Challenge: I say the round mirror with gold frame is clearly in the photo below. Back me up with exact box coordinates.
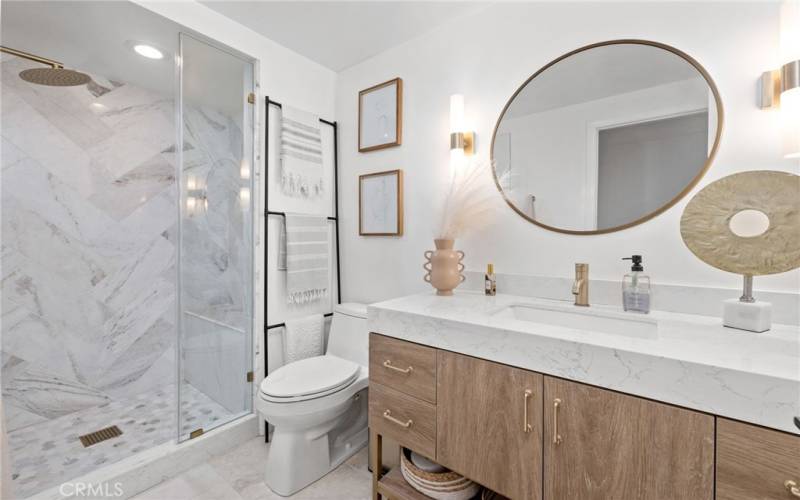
[491,39,724,235]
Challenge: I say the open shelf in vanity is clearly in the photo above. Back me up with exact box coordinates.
[375,468,430,500]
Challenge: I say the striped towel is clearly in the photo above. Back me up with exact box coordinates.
[280,105,324,198]
[282,214,329,305]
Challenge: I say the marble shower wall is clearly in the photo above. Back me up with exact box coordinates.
[1,53,252,435]
[0,55,179,433]
[180,104,250,331]
[180,102,252,413]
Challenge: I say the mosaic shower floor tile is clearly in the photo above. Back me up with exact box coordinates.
[8,382,237,499]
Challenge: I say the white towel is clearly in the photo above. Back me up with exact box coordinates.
[283,214,329,304]
[277,217,287,271]
[281,105,324,198]
[283,314,324,364]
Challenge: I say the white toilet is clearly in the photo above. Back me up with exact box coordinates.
[257,303,369,496]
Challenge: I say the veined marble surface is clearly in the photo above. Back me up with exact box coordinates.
[462,271,800,325]
[1,54,251,435]
[368,291,800,435]
[1,56,178,431]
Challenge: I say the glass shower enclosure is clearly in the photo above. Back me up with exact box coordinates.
[177,33,256,441]
[0,3,256,497]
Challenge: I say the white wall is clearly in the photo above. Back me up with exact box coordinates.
[134,1,337,381]
[336,2,800,304]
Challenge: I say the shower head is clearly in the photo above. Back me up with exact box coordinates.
[1,45,90,87]
[18,67,90,86]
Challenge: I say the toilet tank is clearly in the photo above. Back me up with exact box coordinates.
[326,303,368,367]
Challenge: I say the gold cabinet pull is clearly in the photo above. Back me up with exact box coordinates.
[553,398,563,445]
[523,390,533,433]
[383,359,413,374]
[786,480,800,497]
[383,410,413,428]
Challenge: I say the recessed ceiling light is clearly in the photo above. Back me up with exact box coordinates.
[133,44,163,60]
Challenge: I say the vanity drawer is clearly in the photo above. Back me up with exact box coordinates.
[369,333,437,403]
[717,418,800,500]
[369,382,436,458]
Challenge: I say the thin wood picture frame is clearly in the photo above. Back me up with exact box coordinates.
[359,169,403,236]
[358,77,403,152]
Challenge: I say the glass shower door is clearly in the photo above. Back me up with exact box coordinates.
[177,33,255,440]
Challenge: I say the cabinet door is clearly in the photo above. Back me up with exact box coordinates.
[437,351,542,500]
[717,418,800,500]
[543,376,714,500]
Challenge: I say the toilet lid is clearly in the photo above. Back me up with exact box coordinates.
[260,355,360,400]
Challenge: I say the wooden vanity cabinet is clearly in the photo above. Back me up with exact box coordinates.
[716,418,800,500]
[543,376,715,500]
[370,334,799,500]
[436,351,543,500]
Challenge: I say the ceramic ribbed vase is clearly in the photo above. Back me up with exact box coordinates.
[424,239,465,296]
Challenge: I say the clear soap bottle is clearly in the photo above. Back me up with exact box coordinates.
[622,255,650,314]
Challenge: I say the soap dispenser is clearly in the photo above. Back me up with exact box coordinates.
[622,255,650,314]
[485,264,496,296]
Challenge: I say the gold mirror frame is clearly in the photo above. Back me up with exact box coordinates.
[490,39,725,235]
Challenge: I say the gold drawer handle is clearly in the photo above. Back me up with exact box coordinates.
[383,410,413,429]
[383,359,413,374]
[523,390,533,433]
[786,480,800,497]
[553,398,563,445]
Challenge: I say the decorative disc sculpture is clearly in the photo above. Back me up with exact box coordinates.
[680,170,800,332]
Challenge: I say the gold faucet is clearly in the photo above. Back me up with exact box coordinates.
[572,263,589,307]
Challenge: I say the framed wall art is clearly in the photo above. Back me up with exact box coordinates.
[358,77,402,152]
[359,169,403,236]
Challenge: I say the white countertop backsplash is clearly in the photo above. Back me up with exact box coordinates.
[462,271,800,326]
[368,291,800,435]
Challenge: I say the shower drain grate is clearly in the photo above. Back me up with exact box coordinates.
[78,425,123,447]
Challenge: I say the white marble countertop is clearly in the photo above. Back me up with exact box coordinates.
[368,291,800,435]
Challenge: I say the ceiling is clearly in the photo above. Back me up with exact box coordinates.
[1,1,254,117]
[1,1,180,96]
[200,1,489,71]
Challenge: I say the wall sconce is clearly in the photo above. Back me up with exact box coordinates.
[449,94,475,165]
[760,0,800,158]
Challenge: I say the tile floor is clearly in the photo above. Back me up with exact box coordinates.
[8,383,235,498]
[131,438,372,500]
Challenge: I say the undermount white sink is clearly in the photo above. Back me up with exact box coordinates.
[493,303,658,338]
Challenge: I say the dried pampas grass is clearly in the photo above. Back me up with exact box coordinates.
[436,159,505,240]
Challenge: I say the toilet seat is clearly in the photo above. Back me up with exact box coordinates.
[260,355,360,403]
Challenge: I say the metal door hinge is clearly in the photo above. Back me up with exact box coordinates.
[247,371,254,382]
[189,428,204,439]
[247,93,255,104]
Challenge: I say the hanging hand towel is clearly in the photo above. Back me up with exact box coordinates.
[281,105,324,198]
[277,217,287,271]
[284,213,329,304]
[283,314,324,364]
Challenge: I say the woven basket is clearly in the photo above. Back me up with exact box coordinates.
[400,449,480,500]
